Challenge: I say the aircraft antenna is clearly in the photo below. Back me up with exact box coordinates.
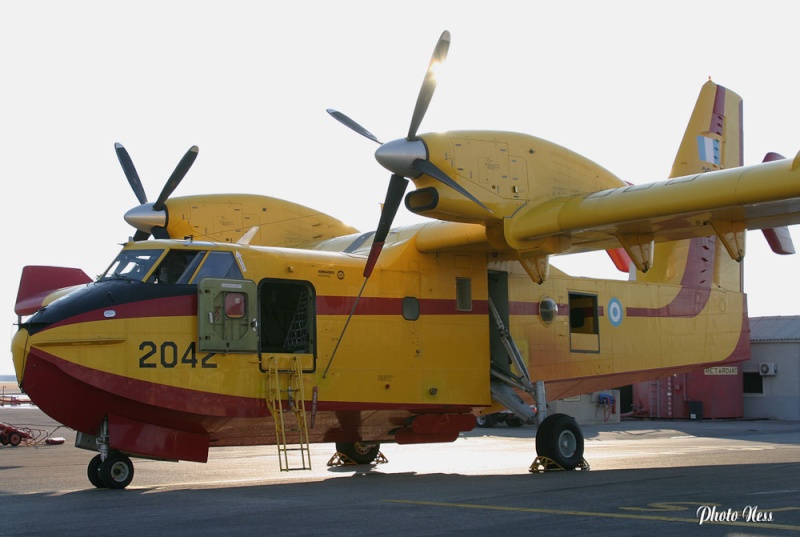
[322,277,369,379]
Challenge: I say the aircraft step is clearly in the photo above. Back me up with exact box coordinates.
[265,356,312,471]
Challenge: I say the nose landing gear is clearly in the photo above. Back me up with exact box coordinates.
[88,452,135,489]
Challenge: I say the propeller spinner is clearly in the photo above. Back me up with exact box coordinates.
[115,143,199,241]
[328,30,486,278]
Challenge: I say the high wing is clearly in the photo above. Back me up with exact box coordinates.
[395,81,800,281]
[501,81,800,272]
[503,153,800,269]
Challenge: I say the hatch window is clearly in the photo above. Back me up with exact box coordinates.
[569,293,598,334]
[568,292,600,353]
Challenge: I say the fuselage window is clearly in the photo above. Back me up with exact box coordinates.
[402,297,420,321]
[456,277,472,312]
[193,251,244,281]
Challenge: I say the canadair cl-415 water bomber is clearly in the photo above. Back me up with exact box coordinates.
[12,31,800,488]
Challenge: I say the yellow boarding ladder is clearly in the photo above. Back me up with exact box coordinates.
[265,356,311,471]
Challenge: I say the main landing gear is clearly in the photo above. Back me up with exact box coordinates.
[532,413,588,471]
[487,298,588,472]
[328,441,386,466]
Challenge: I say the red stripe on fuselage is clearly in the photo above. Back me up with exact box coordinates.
[626,237,716,318]
[316,296,488,315]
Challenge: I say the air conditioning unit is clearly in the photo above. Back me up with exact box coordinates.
[759,362,777,376]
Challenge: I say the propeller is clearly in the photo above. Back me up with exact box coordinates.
[327,30,487,278]
[115,143,199,241]
[323,31,461,379]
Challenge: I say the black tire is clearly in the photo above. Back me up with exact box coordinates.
[0,434,8,445]
[534,414,555,454]
[87,454,105,488]
[99,453,134,489]
[476,414,498,428]
[505,415,524,428]
[535,413,584,470]
[8,431,21,447]
[335,441,381,465]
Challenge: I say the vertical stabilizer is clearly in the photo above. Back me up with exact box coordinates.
[639,81,744,290]
[670,81,743,178]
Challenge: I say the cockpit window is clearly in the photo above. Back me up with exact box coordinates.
[193,251,244,281]
[100,249,163,281]
[149,250,206,284]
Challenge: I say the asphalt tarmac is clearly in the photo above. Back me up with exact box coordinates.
[1,405,799,536]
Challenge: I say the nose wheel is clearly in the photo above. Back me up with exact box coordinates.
[88,452,135,489]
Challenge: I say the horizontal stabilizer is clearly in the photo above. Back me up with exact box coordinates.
[759,153,796,255]
[15,266,92,316]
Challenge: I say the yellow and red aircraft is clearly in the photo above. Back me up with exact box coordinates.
[11,31,800,488]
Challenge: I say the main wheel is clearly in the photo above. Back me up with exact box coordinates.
[87,454,105,488]
[535,413,584,470]
[99,453,135,489]
[505,415,524,428]
[476,414,498,428]
[335,441,381,465]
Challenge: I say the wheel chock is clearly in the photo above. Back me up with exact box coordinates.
[326,451,389,467]
[529,456,590,473]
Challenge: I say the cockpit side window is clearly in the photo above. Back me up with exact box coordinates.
[192,251,244,282]
[149,250,206,284]
[100,249,163,281]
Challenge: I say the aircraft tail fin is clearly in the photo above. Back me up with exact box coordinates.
[15,266,92,316]
[669,80,743,178]
[639,81,744,289]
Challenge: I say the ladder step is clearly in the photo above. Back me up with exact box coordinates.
[265,355,312,471]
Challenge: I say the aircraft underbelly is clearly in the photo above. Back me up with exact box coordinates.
[20,345,475,461]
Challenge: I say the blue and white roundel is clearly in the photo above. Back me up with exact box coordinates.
[607,297,623,327]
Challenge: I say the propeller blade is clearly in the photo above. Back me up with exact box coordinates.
[407,30,450,141]
[133,230,151,242]
[151,226,170,240]
[115,143,148,204]
[153,145,199,211]
[364,174,409,278]
[327,109,382,144]
[411,158,490,212]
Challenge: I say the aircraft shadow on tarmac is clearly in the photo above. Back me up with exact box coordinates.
[3,463,799,536]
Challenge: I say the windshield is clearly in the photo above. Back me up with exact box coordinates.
[99,249,163,281]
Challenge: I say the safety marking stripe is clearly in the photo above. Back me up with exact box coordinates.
[384,500,800,532]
